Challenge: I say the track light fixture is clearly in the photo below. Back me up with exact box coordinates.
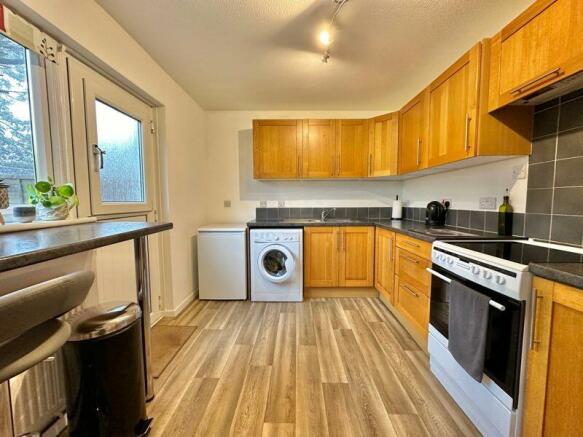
[319,0,349,63]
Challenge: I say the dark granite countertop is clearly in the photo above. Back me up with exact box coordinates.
[247,219,513,243]
[529,263,583,290]
[0,221,173,273]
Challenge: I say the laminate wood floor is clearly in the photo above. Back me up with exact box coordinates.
[150,298,479,436]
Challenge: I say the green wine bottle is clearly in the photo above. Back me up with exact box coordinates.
[498,189,514,236]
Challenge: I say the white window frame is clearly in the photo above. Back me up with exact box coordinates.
[0,36,53,217]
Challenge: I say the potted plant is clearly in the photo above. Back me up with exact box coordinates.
[26,177,79,221]
[0,179,9,225]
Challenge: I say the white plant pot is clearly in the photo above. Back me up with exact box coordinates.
[36,203,70,221]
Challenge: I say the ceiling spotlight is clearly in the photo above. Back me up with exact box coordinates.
[319,29,331,46]
[318,0,349,64]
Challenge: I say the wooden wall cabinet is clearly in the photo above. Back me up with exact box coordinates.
[304,226,374,288]
[253,119,302,179]
[302,119,336,179]
[489,0,583,110]
[335,119,369,178]
[523,277,583,436]
[369,112,399,177]
[374,228,396,303]
[398,90,428,174]
[427,44,480,167]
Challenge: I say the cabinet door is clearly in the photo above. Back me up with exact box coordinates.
[369,113,399,177]
[253,120,302,179]
[427,44,480,167]
[304,227,338,287]
[524,278,583,436]
[492,0,583,108]
[398,91,428,174]
[338,226,374,287]
[302,119,335,179]
[375,228,396,303]
[335,120,369,178]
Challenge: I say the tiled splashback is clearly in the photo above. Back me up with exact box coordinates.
[255,207,525,236]
[528,89,583,247]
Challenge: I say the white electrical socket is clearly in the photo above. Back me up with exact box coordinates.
[479,197,497,209]
[513,164,527,180]
[259,201,267,208]
[278,200,286,208]
[223,200,231,208]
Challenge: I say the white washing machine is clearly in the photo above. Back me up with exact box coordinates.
[250,228,303,302]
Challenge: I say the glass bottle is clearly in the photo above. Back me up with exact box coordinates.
[498,189,513,236]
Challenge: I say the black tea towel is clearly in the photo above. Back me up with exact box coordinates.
[447,280,490,382]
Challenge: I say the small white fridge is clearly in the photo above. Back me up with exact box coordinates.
[197,224,247,300]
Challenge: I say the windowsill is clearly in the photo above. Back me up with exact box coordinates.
[0,217,97,234]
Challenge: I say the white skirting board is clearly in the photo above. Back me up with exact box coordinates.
[161,291,196,318]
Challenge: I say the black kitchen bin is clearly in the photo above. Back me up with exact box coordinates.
[63,302,151,437]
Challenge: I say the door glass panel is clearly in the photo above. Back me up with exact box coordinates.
[95,100,144,202]
[263,250,288,277]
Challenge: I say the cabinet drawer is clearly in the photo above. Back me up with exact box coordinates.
[396,234,432,260]
[395,277,430,339]
[396,248,430,296]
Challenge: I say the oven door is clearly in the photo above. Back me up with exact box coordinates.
[428,264,525,407]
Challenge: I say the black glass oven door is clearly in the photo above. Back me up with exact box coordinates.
[429,264,525,407]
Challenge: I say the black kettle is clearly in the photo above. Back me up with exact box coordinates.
[425,201,448,226]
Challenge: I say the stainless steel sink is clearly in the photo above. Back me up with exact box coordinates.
[320,218,361,224]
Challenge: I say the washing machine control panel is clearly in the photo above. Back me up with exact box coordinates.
[251,229,302,243]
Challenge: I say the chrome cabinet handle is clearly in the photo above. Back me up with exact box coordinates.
[368,153,372,176]
[416,138,421,167]
[93,144,106,171]
[510,67,562,95]
[403,240,420,248]
[401,254,420,264]
[402,284,418,297]
[297,156,301,177]
[464,113,471,152]
[530,289,544,350]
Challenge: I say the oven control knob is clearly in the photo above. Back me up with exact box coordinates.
[471,265,481,275]
[495,275,506,285]
[482,270,493,280]
[274,236,280,241]
[446,256,455,265]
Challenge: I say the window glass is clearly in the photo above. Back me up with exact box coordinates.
[95,100,145,203]
[0,33,36,206]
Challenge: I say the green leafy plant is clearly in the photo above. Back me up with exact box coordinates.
[26,177,79,209]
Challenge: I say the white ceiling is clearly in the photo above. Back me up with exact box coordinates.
[96,0,534,111]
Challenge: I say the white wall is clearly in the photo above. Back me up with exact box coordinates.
[401,157,529,212]
[9,0,207,310]
[204,111,403,223]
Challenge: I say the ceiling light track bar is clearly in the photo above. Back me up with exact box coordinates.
[321,0,349,63]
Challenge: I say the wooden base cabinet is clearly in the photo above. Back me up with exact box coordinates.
[304,226,374,288]
[374,228,396,303]
[523,277,583,436]
[395,276,430,340]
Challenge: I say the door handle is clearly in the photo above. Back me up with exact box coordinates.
[426,268,451,283]
[510,67,563,95]
[93,144,106,171]
[464,113,472,152]
[416,138,421,167]
[530,289,544,350]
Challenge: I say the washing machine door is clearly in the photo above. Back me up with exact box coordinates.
[258,245,295,283]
